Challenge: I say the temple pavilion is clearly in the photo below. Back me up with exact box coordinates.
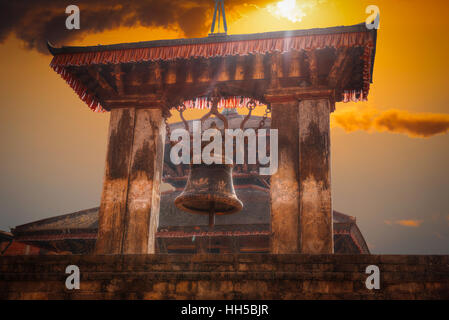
[2,22,376,256]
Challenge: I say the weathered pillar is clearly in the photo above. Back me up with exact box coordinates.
[269,100,301,253]
[123,108,166,254]
[267,92,334,254]
[95,107,166,254]
[95,108,135,254]
[298,98,333,254]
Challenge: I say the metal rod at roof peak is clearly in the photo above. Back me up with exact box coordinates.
[209,0,228,37]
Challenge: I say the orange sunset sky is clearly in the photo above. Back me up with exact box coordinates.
[0,0,448,253]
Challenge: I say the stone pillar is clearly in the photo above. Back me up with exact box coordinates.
[95,107,166,254]
[298,99,333,254]
[269,100,301,253]
[95,108,135,254]
[123,108,166,254]
[268,94,333,254]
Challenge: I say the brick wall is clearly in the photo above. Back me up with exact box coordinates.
[0,254,448,299]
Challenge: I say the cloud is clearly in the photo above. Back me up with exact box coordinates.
[0,0,273,54]
[331,107,449,138]
[397,220,423,227]
[384,219,423,227]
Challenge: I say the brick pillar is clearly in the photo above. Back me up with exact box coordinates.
[95,107,166,254]
[298,99,333,254]
[269,100,301,253]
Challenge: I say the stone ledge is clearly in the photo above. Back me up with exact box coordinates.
[0,254,448,300]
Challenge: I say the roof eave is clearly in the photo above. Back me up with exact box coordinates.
[47,23,370,56]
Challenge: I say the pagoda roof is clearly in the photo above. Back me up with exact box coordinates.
[47,23,377,112]
[48,23,374,55]
[48,22,375,79]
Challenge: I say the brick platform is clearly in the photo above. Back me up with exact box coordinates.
[0,254,448,299]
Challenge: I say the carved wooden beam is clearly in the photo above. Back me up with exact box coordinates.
[146,61,162,86]
[113,64,125,95]
[284,51,301,78]
[197,59,210,83]
[253,54,264,79]
[338,50,355,90]
[328,48,349,88]
[185,60,194,83]
[265,87,335,103]
[166,61,177,84]
[127,64,139,88]
[307,50,319,87]
[86,66,117,94]
[234,55,245,81]
[269,54,281,89]
[215,58,228,82]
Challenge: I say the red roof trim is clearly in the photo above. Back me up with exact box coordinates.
[51,32,372,67]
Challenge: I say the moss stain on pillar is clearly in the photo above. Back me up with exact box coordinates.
[299,99,333,254]
[270,101,300,254]
[123,108,166,254]
[96,108,136,254]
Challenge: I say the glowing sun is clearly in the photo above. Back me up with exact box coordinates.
[266,0,319,23]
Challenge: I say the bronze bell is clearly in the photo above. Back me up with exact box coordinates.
[175,163,243,218]
[174,98,243,227]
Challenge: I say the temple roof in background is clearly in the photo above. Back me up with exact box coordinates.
[11,203,358,235]
[10,200,369,255]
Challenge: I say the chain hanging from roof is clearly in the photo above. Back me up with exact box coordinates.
[209,0,228,36]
